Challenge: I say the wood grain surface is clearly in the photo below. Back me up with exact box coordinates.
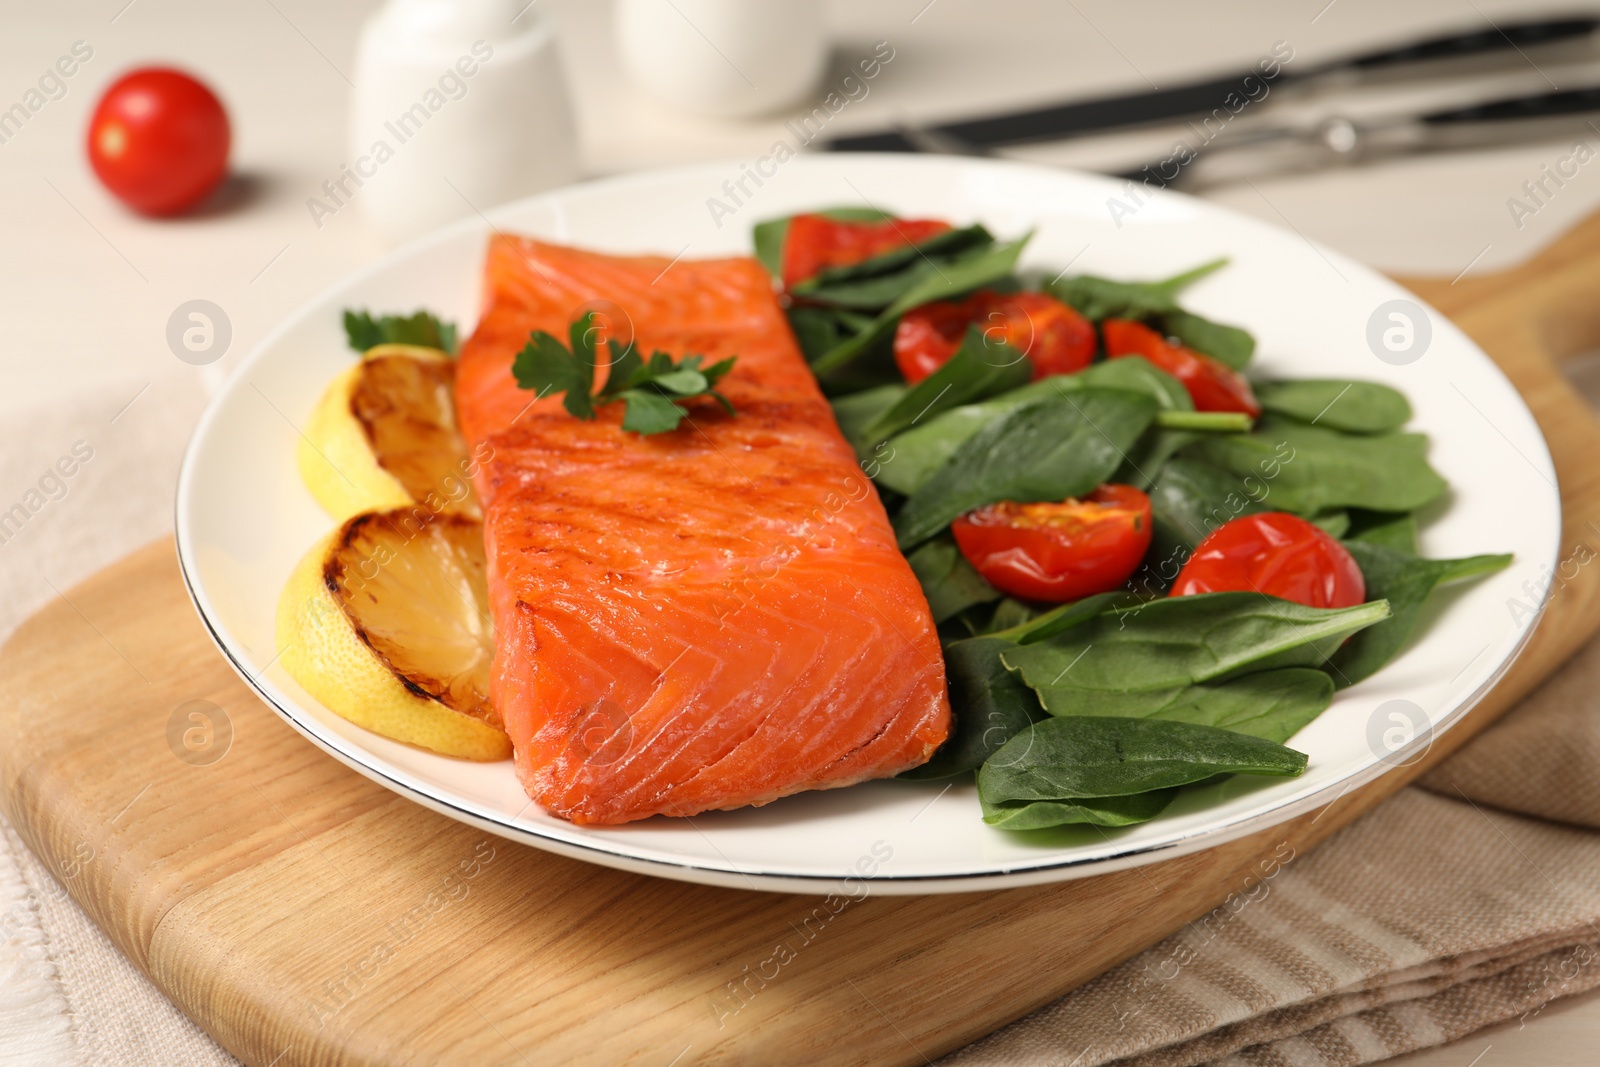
[8,216,1600,1066]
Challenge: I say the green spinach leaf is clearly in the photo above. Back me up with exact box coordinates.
[1042,257,1251,367]
[1118,428,1197,491]
[792,266,949,311]
[811,235,1032,384]
[786,305,875,363]
[985,598,1038,633]
[978,716,1307,804]
[1033,667,1334,744]
[982,790,1177,830]
[830,384,905,458]
[1255,380,1412,434]
[1048,258,1227,321]
[1331,542,1512,686]
[901,635,1045,780]
[1001,590,1133,645]
[894,387,1159,548]
[907,537,1002,623]
[1160,309,1255,370]
[1346,510,1419,554]
[1312,510,1350,538]
[1001,592,1390,693]
[1115,429,1198,492]
[1079,355,1194,411]
[1148,457,1271,550]
[791,225,994,307]
[1183,418,1447,515]
[875,357,1186,496]
[863,327,1031,443]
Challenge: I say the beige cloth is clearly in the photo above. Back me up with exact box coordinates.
[0,372,236,1066]
[1,375,1598,1067]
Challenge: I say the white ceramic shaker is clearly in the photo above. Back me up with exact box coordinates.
[349,0,580,244]
[615,0,827,118]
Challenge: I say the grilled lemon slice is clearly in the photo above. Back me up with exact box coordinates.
[276,508,509,760]
[298,345,480,522]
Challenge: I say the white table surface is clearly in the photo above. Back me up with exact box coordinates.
[3,0,1600,1062]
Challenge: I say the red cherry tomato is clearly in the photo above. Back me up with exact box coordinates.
[1170,512,1365,609]
[781,214,952,289]
[1101,318,1261,417]
[951,484,1152,603]
[893,290,1096,384]
[892,296,974,383]
[87,68,229,216]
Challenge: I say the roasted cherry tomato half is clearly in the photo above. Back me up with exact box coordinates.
[1170,512,1365,609]
[781,213,951,289]
[87,67,230,216]
[894,290,1096,384]
[1101,318,1261,417]
[951,484,1152,603]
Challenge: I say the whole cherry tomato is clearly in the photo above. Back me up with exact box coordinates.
[781,214,951,289]
[894,290,1096,384]
[951,484,1152,603]
[1101,318,1260,417]
[87,68,230,216]
[1170,512,1365,608]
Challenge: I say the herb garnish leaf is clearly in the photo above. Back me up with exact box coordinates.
[517,326,596,420]
[343,309,458,354]
[511,312,736,435]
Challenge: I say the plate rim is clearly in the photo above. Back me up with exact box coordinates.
[173,153,1562,895]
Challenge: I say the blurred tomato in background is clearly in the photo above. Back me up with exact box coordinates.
[87,67,229,216]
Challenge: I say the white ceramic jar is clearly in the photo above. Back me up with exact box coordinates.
[615,0,828,118]
[349,0,580,244]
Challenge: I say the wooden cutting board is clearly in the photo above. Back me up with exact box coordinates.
[8,215,1600,1067]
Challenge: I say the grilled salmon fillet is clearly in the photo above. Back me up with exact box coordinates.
[456,235,949,825]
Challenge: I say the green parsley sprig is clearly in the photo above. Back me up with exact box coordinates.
[511,312,737,435]
[343,309,459,354]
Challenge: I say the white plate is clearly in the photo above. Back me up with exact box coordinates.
[175,156,1560,895]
